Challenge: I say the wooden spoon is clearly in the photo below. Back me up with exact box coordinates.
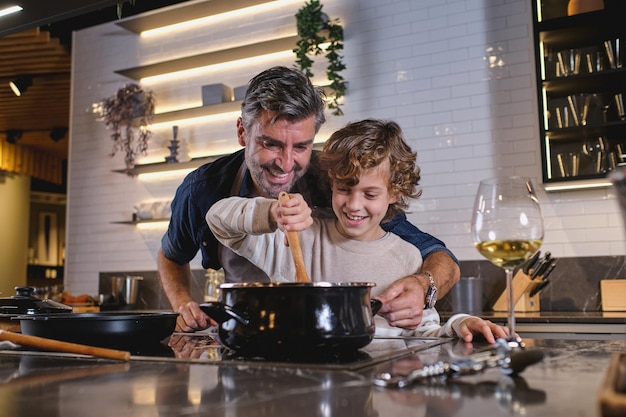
[0,329,131,361]
[278,192,312,283]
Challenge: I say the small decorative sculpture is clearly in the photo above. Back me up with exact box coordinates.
[165,126,179,163]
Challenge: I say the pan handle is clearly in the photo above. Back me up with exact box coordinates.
[199,302,250,326]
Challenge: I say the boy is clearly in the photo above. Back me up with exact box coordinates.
[207,119,507,343]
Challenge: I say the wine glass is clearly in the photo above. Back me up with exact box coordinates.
[471,177,544,344]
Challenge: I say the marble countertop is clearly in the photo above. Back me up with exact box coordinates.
[0,336,624,416]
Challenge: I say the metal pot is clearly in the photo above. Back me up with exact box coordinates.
[199,282,382,359]
[14,311,178,354]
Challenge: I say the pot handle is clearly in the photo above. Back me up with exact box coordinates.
[199,302,250,326]
[370,299,382,315]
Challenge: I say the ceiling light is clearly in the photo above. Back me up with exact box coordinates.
[50,127,68,142]
[6,129,23,144]
[0,6,23,18]
[9,75,33,96]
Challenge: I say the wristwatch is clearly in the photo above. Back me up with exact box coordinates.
[421,271,438,309]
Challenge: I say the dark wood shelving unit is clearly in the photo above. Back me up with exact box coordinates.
[532,0,626,188]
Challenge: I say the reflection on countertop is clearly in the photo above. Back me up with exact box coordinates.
[0,337,623,416]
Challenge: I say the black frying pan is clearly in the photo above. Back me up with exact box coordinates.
[14,311,178,353]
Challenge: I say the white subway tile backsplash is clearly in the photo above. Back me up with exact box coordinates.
[62,0,626,295]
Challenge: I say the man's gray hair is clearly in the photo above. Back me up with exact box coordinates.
[240,66,327,133]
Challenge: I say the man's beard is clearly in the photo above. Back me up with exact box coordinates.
[249,161,305,198]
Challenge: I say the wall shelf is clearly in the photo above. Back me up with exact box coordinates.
[115,36,298,80]
[112,154,225,176]
[112,219,170,225]
[116,0,276,34]
[153,100,241,124]
[150,85,334,125]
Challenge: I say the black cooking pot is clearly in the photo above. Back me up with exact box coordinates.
[0,286,72,315]
[199,282,382,359]
[15,311,178,353]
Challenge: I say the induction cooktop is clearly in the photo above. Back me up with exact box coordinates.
[131,332,452,371]
[0,332,451,371]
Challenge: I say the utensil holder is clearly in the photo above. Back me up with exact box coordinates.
[492,270,541,312]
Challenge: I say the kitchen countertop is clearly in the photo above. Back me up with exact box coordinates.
[0,336,624,416]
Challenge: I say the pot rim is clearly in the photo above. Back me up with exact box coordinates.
[220,281,376,289]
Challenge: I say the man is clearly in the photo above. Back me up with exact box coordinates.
[158,66,460,332]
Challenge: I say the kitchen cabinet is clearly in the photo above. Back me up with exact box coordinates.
[532,0,626,188]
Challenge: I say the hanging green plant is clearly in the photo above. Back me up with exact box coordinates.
[95,83,156,172]
[116,0,137,19]
[294,0,346,116]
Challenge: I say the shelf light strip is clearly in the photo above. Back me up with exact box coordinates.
[151,110,241,129]
[141,0,300,37]
[136,221,170,229]
[544,179,612,192]
[0,5,22,18]
[140,50,294,84]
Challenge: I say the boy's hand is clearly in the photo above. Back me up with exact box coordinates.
[271,193,313,233]
[457,317,510,344]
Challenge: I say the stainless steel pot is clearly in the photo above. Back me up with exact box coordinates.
[199,282,382,359]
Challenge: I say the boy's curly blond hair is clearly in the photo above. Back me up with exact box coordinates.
[319,119,421,223]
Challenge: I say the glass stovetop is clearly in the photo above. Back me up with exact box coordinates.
[0,332,451,371]
[131,332,451,371]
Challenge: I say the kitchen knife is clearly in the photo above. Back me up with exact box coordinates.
[540,260,558,280]
[529,279,550,297]
[531,252,552,279]
[523,250,541,275]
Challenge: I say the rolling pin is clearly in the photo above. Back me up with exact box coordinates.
[0,329,131,361]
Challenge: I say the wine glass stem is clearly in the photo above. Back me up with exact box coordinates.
[505,268,516,338]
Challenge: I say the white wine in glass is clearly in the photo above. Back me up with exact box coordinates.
[471,177,544,343]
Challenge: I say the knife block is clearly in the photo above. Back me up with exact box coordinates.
[492,270,541,312]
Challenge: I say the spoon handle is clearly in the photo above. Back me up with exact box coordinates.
[278,192,311,283]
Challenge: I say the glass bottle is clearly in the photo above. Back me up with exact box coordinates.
[204,268,224,302]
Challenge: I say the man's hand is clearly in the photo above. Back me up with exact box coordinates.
[375,276,427,330]
[375,250,460,330]
[174,300,216,332]
[158,248,216,332]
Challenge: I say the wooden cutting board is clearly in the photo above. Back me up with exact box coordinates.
[599,353,626,417]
